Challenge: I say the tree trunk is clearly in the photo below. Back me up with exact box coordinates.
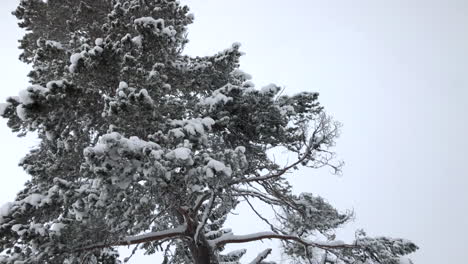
[188,236,218,264]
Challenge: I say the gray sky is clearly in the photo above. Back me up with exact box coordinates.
[1,0,468,263]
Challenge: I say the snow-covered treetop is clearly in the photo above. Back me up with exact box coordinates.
[0,0,417,263]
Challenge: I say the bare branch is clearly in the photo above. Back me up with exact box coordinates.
[229,153,307,185]
[123,243,140,263]
[192,192,211,214]
[233,187,282,205]
[229,114,340,186]
[243,196,281,233]
[194,191,215,243]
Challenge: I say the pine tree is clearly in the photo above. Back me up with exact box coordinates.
[0,1,417,263]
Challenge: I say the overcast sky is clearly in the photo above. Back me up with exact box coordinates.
[1,0,468,263]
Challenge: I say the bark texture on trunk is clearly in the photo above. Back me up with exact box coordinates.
[177,208,218,264]
[188,236,217,264]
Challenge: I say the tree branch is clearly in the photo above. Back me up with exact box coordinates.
[194,191,215,243]
[243,196,281,234]
[74,225,187,252]
[233,187,282,205]
[209,231,357,251]
[229,117,334,186]
[192,192,211,214]
[249,248,272,264]
[229,152,308,185]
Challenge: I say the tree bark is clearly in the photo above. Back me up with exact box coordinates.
[177,207,217,264]
[188,236,217,264]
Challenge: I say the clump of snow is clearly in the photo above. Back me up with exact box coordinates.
[134,17,165,31]
[132,36,143,47]
[45,40,63,49]
[16,105,27,121]
[201,117,215,129]
[22,193,46,207]
[170,118,215,137]
[161,26,177,37]
[235,146,246,153]
[148,70,158,79]
[121,33,132,43]
[50,222,66,234]
[214,42,245,63]
[170,128,185,138]
[68,45,105,70]
[88,46,103,56]
[232,42,242,49]
[95,38,104,46]
[69,51,86,73]
[243,80,255,88]
[95,133,158,153]
[206,159,232,177]
[134,17,177,38]
[11,224,24,235]
[46,80,65,90]
[125,136,159,152]
[29,223,46,236]
[205,168,215,178]
[201,86,234,108]
[181,120,203,135]
[202,93,231,107]
[279,105,295,116]
[85,133,160,163]
[118,90,126,98]
[119,81,129,89]
[149,149,165,160]
[18,85,48,105]
[242,86,256,94]
[137,89,154,104]
[166,147,191,161]
[0,102,10,116]
[260,84,281,95]
[231,69,252,80]
[28,85,48,93]
[0,202,13,224]
[18,90,33,104]
[70,52,83,65]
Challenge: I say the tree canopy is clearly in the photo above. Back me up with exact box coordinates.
[0,1,417,263]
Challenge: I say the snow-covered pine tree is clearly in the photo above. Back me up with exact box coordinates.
[0,0,418,263]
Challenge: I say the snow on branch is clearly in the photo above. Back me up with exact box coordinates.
[74,225,187,252]
[249,248,272,264]
[124,225,187,244]
[209,231,357,251]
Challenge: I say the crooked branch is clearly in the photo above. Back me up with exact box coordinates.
[74,225,187,252]
[209,231,358,251]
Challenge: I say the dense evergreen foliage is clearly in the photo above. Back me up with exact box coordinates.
[0,1,417,263]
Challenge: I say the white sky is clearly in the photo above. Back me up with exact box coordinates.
[1,0,468,263]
